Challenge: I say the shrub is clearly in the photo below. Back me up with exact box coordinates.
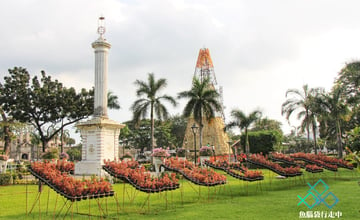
[176,148,186,157]
[199,146,213,156]
[240,130,282,155]
[42,147,59,159]
[0,173,11,185]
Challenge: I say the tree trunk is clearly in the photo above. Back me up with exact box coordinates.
[0,110,11,156]
[3,125,11,156]
[336,120,343,158]
[312,124,318,154]
[150,103,154,164]
[41,139,48,153]
[245,128,250,156]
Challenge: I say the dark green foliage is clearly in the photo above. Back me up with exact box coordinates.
[0,67,93,152]
[240,130,281,154]
[178,77,222,148]
[0,173,11,185]
[131,73,177,152]
[66,145,82,161]
[41,147,59,159]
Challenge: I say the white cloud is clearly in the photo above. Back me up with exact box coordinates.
[2,0,360,143]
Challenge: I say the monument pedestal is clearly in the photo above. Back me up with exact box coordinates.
[75,117,124,176]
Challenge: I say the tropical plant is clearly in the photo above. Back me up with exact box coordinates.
[178,77,222,150]
[225,109,261,156]
[316,86,350,158]
[281,84,324,154]
[107,91,121,110]
[131,73,177,156]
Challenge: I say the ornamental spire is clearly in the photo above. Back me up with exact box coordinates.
[97,16,106,39]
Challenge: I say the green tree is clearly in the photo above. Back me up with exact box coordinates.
[0,67,93,152]
[66,144,82,161]
[252,117,283,133]
[167,115,187,148]
[316,86,350,158]
[225,109,262,156]
[336,61,360,105]
[178,77,222,149]
[130,73,177,154]
[281,84,323,154]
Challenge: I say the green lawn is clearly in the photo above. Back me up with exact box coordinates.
[0,169,359,219]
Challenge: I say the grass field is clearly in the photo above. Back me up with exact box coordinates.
[0,169,359,219]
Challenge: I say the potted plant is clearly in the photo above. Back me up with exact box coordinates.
[151,148,170,174]
[176,148,186,160]
[199,146,212,166]
[121,152,133,162]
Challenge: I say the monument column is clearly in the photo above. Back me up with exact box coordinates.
[75,17,124,176]
[92,23,110,117]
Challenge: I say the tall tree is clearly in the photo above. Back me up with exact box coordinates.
[336,61,360,105]
[316,86,350,158]
[252,117,283,133]
[178,77,222,149]
[130,73,177,154]
[225,109,262,156]
[281,84,323,153]
[0,67,93,152]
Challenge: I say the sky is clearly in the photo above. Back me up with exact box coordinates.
[1,0,360,143]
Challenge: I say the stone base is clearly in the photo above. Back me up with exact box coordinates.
[75,161,103,176]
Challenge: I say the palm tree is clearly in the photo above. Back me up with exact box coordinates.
[178,77,222,149]
[131,73,177,154]
[225,109,262,156]
[107,91,121,110]
[281,84,322,153]
[316,86,350,158]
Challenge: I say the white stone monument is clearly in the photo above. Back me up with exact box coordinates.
[75,17,124,176]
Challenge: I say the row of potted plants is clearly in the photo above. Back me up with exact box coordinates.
[55,158,75,174]
[290,153,339,172]
[204,159,263,182]
[226,168,264,182]
[103,159,180,193]
[29,160,113,201]
[162,157,226,186]
[270,152,297,165]
[248,154,302,177]
[305,164,324,173]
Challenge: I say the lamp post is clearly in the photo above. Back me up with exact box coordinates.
[227,141,232,162]
[191,123,199,165]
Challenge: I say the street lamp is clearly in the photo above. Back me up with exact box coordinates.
[191,123,199,165]
[227,141,232,162]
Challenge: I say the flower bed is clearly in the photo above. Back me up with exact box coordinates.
[29,161,113,201]
[226,168,264,182]
[305,164,323,173]
[270,153,297,166]
[163,158,226,186]
[248,154,302,177]
[103,159,179,193]
[204,159,263,182]
[291,153,339,172]
[55,159,75,174]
